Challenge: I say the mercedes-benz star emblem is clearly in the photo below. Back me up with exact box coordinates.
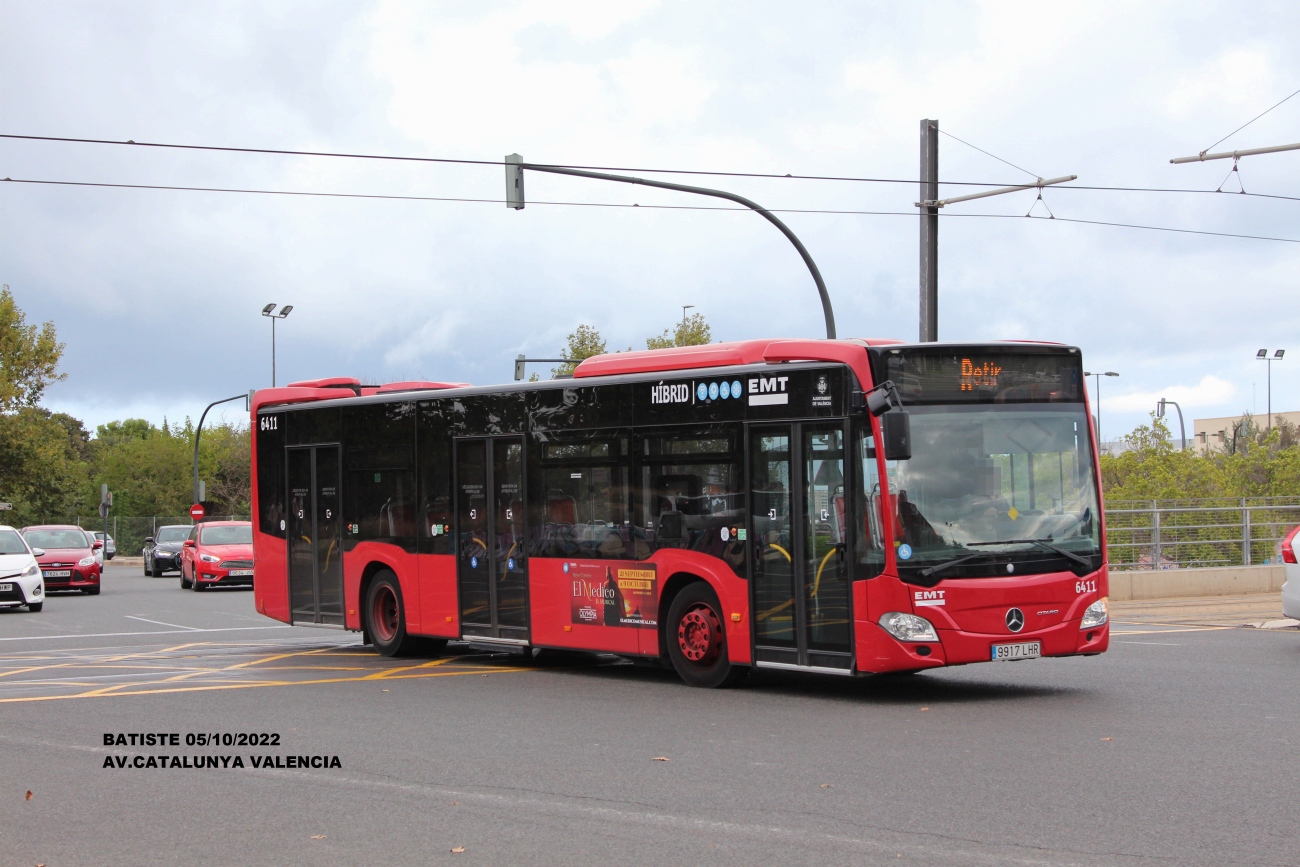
[1005,608,1025,633]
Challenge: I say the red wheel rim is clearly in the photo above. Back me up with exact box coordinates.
[677,602,723,666]
[371,585,399,643]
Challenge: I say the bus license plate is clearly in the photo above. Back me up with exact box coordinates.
[43,570,71,579]
[991,641,1041,661]
[228,569,254,577]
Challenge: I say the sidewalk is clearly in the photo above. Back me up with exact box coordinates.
[1111,593,1298,629]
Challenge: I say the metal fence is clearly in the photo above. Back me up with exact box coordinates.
[61,516,249,559]
[1104,498,1300,570]
[49,502,1300,571]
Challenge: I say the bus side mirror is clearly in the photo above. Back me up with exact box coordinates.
[881,412,911,461]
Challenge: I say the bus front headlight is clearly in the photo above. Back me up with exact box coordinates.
[879,612,938,642]
[1080,597,1108,629]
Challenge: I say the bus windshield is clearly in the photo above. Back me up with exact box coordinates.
[870,403,1101,582]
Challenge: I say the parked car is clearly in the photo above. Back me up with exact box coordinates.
[1281,525,1300,620]
[180,521,254,591]
[88,532,116,560]
[0,525,45,612]
[143,525,191,577]
[21,525,102,595]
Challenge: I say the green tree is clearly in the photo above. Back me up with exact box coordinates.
[646,312,711,349]
[552,324,607,377]
[0,284,64,411]
[0,287,86,523]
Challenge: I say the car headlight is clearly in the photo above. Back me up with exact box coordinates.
[200,553,220,563]
[879,612,939,642]
[1080,597,1109,629]
[22,562,39,578]
[78,556,97,567]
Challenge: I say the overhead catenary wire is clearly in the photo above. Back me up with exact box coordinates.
[8,131,1300,202]
[3,175,1295,243]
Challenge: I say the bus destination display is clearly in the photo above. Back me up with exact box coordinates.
[886,350,1082,403]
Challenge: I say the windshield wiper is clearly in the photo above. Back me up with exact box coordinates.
[918,551,999,579]
[969,538,1093,569]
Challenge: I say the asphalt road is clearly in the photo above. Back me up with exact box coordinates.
[1,565,1298,866]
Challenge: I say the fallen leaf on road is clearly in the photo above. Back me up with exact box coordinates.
[652,756,669,762]
[311,835,326,839]
[381,689,389,692]
[920,707,929,712]
[820,784,833,789]
[481,674,489,678]
[26,791,33,800]
[1100,737,1113,741]
[450,801,460,806]
[451,846,466,853]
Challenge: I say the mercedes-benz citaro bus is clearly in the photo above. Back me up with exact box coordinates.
[250,338,1108,687]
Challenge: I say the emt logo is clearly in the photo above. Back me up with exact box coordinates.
[913,589,946,607]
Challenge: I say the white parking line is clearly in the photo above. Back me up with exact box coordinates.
[0,625,294,642]
[124,615,201,631]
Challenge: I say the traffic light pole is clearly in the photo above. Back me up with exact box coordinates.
[193,394,249,505]
[508,157,836,340]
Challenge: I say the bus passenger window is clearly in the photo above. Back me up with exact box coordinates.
[529,435,630,560]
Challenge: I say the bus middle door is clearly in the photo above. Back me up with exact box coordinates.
[455,437,529,644]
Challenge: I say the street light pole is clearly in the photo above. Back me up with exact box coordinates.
[261,304,294,387]
[1084,371,1120,447]
[682,304,694,325]
[1256,349,1285,432]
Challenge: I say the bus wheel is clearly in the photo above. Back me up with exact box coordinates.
[665,583,748,689]
[364,571,428,657]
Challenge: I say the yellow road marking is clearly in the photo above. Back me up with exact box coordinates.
[0,665,534,704]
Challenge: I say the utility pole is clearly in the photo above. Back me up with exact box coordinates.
[919,119,939,343]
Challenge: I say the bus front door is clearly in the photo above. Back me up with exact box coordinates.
[286,445,344,626]
[749,423,853,673]
[455,437,529,644]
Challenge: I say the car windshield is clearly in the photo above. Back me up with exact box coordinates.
[156,527,191,543]
[0,530,29,555]
[861,404,1102,582]
[201,525,252,546]
[23,529,89,549]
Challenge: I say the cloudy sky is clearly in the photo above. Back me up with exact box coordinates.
[2,0,1298,442]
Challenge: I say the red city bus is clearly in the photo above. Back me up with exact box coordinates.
[250,338,1109,687]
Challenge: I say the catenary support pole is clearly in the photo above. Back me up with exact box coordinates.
[919,119,939,342]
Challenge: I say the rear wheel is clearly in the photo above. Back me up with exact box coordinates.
[364,571,442,658]
[665,582,748,688]
[180,568,192,589]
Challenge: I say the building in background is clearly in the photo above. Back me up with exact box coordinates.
[1192,411,1300,454]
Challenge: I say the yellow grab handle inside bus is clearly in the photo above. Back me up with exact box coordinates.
[810,547,838,599]
[766,543,792,562]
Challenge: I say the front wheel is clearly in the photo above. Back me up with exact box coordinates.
[665,582,748,688]
[85,585,100,596]
[364,571,441,658]
[27,602,42,612]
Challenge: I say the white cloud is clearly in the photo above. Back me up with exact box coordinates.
[1105,375,1238,412]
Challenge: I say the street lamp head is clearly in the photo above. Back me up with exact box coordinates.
[1257,348,1268,358]
[1275,349,1285,359]
[1104,371,1119,377]
[261,303,277,315]
[278,305,293,318]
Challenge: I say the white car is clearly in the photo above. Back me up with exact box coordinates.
[1282,525,1300,620]
[0,524,45,612]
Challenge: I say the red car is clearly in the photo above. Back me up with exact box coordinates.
[180,521,254,591]
[22,525,103,594]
